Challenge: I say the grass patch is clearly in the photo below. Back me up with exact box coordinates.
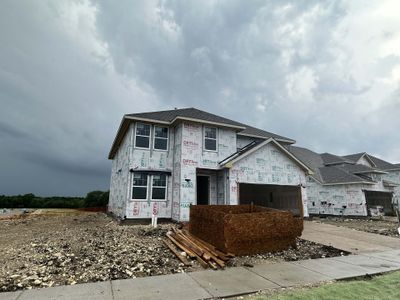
[253,271,400,300]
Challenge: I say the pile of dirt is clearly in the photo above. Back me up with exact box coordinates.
[314,216,400,237]
[0,212,347,292]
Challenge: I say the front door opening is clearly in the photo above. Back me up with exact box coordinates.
[197,176,210,205]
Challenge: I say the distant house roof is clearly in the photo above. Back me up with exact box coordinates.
[286,146,378,185]
[343,152,400,171]
[109,108,295,159]
[320,153,352,166]
[342,152,365,163]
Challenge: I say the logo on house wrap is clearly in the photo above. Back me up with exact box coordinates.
[202,159,216,167]
[183,123,200,133]
[152,203,158,215]
[183,140,199,150]
[181,181,194,188]
[182,159,198,166]
[133,202,140,215]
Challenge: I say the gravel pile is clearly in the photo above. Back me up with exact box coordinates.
[1,212,347,292]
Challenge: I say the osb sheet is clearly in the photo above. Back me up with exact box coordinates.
[189,205,303,255]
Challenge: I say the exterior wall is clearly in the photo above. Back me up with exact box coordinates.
[236,135,262,150]
[228,142,309,216]
[125,122,174,219]
[216,170,227,205]
[108,124,133,218]
[306,179,368,216]
[171,124,182,221]
[306,173,398,216]
[383,170,400,207]
[178,122,237,221]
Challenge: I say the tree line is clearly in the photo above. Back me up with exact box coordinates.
[0,191,109,208]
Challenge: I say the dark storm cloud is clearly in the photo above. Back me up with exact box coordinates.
[1,0,400,196]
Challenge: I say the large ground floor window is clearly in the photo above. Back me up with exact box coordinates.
[132,172,167,201]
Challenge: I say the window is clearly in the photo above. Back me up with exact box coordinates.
[151,174,167,200]
[132,173,148,199]
[135,123,150,148]
[204,127,217,151]
[154,126,168,150]
[132,173,168,201]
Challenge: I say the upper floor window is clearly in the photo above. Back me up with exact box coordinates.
[204,126,217,151]
[135,123,150,149]
[154,126,168,150]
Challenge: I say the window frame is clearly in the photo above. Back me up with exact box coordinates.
[134,122,151,149]
[153,125,169,151]
[132,172,149,200]
[150,173,167,201]
[203,126,218,152]
[131,173,168,202]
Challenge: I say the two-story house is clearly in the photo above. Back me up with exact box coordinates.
[108,108,313,221]
[287,147,400,216]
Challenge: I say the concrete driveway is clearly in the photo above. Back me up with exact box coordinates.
[302,220,400,254]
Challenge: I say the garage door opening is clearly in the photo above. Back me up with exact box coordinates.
[364,190,394,216]
[239,183,302,216]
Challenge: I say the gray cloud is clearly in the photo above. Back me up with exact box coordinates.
[1,0,400,196]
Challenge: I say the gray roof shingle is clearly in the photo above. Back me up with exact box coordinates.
[127,108,294,141]
[342,153,365,163]
[367,154,400,171]
[320,153,352,165]
[319,166,373,184]
[285,145,324,182]
[286,146,377,185]
[342,152,400,171]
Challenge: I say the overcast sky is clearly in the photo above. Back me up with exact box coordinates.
[1,0,400,196]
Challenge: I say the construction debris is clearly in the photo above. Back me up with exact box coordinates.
[1,211,348,292]
[0,213,201,292]
[165,227,233,269]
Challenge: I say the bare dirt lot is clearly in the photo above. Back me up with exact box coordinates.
[313,216,400,237]
[0,211,346,292]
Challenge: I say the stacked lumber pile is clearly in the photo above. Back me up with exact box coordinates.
[164,227,233,269]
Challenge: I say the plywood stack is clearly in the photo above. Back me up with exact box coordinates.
[164,227,234,269]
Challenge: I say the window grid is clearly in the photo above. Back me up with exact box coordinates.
[135,123,151,149]
[153,126,169,151]
[132,173,167,201]
[132,173,148,200]
[204,126,217,151]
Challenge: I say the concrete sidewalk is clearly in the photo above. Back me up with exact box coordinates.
[302,221,400,253]
[2,249,400,300]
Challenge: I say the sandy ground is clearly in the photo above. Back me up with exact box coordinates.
[313,216,400,237]
[0,210,346,292]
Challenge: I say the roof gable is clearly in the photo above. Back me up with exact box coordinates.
[220,138,313,174]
